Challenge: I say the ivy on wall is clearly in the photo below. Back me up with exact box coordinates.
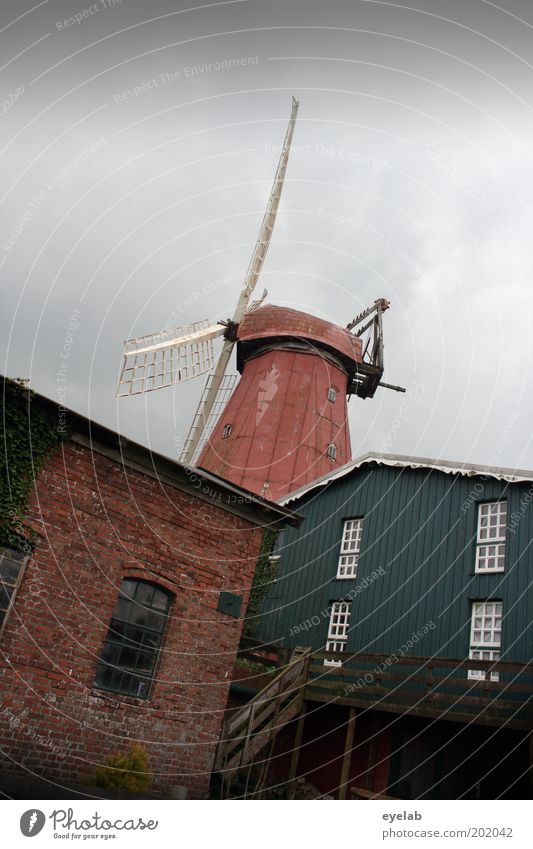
[243,528,279,636]
[0,377,67,552]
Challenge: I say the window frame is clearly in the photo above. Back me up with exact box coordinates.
[336,518,364,579]
[93,578,173,700]
[474,501,507,574]
[468,600,503,682]
[268,530,285,563]
[327,386,337,403]
[327,443,337,460]
[222,424,233,439]
[325,601,352,666]
[0,548,29,640]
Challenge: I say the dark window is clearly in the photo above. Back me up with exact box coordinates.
[222,424,233,438]
[94,579,172,699]
[0,548,28,637]
[327,443,337,460]
[328,386,337,402]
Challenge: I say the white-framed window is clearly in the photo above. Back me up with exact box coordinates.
[475,501,506,573]
[222,424,232,439]
[468,600,502,682]
[325,601,351,666]
[327,443,337,460]
[328,386,337,403]
[336,518,364,578]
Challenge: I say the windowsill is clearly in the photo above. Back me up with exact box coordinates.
[467,675,500,684]
[90,686,150,704]
[323,659,343,667]
[336,575,358,580]
[473,568,505,575]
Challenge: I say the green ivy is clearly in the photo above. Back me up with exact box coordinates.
[244,528,279,636]
[0,377,67,552]
[235,656,276,675]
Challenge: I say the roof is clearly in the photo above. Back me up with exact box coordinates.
[237,303,362,374]
[280,451,533,505]
[2,377,300,528]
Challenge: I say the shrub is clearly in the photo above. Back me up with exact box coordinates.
[91,744,153,793]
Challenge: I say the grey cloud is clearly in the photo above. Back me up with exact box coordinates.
[1,0,533,472]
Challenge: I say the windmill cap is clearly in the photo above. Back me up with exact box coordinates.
[236,303,362,375]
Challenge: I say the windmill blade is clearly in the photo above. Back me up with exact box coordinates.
[180,98,299,464]
[232,96,299,324]
[180,372,239,465]
[117,320,224,397]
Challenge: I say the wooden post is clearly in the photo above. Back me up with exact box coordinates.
[426,664,433,701]
[241,701,256,768]
[529,732,533,799]
[338,708,357,800]
[287,704,307,797]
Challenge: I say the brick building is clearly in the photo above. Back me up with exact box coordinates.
[0,382,297,798]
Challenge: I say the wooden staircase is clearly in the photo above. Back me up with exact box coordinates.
[214,646,311,781]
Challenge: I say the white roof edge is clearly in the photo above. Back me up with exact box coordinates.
[280,452,533,505]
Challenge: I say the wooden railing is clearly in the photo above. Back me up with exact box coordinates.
[305,651,533,730]
[213,647,532,793]
[215,647,311,777]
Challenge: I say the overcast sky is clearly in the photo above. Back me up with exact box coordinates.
[2,0,533,472]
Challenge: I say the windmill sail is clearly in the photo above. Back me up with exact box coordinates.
[116,98,300,467]
[117,320,224,396]
[180,98,300,464]
[180,372,239,465]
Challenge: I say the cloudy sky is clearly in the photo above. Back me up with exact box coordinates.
[2,0,533,472]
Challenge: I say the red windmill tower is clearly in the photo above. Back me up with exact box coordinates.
[194,300,391,500]
[117,99,401,500]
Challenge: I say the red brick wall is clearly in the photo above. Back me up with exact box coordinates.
[0,440,265,798]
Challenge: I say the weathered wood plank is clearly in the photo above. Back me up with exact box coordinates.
[215,648,311,775]
[287,706,307,796]
[304,688,533,730]
[338,708,357,800]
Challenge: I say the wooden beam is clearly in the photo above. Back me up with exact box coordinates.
[287,706,307,798]
[529,732,533,799]
[352,786,398,800]
[304,689,532,731]
[338,708,357,800]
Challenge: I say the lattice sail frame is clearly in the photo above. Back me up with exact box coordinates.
[180,372,239,465]
[117,320,219,397]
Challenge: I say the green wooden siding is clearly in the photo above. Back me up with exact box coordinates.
[253,464,533,663]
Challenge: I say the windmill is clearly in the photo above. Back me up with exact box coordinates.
[117,98,402,500]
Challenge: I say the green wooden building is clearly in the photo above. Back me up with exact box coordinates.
[245,453,533,799]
